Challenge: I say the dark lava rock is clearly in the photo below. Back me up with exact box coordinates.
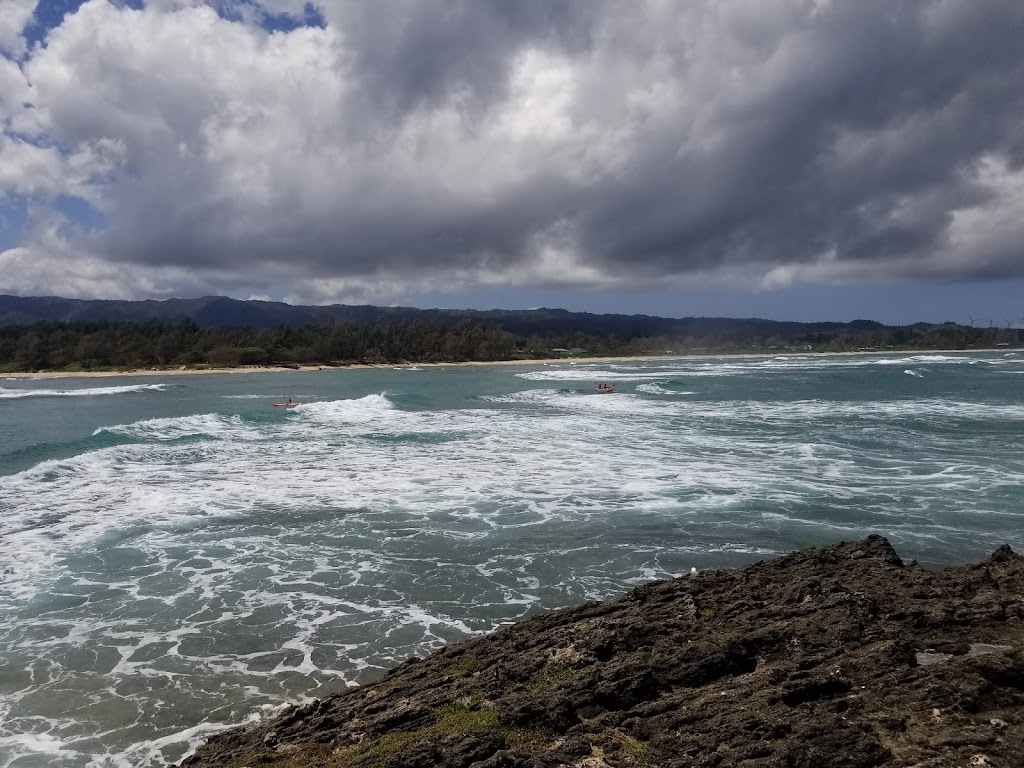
[179,536,1024,767]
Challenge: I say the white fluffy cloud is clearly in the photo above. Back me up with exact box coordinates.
[0,0,37,58]
[0,0,1023,302]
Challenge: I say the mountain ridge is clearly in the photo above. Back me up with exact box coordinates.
[0,293,892,339]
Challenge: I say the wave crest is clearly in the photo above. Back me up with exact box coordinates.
[0,383,166,399]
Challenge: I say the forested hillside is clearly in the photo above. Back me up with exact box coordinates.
[0,315,1019,373]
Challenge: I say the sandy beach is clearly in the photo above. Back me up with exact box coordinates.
[2,358,650,379]
[1,348,1015,380]
[1,359,603,379]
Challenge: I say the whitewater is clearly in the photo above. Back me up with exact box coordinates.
[1,352,1023,767]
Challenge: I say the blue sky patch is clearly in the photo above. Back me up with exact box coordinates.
[0,197,30,251]
[23,0,87,52]
[54,195,106,233]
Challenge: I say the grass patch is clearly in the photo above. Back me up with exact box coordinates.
[434,704,500,733]
[440,654,479,676]
[345,704,500,766]
[459,689,486,707]
[235,699,552,768]
[225,744,338,768]
[620,734,650,757]
[589,728,650,763]
[527,663,575,690]
[333,701,549,767]
[358,729,420,764]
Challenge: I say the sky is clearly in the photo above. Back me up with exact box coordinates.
[1,0,1023,325]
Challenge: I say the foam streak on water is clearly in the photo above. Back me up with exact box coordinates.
[1,353,1023,766]
[0,384,166,399]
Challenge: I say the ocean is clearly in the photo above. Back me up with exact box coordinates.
[1,352,1023,767]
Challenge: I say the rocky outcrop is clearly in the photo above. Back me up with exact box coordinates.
[180,536,1024,767]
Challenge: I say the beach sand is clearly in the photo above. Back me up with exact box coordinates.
[3,359,631,379]
[1,348,1015,379]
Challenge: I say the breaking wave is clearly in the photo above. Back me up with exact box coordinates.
[0,383,167,399]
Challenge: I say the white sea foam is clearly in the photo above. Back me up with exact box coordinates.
[118,715,264,768]
[295,392,395,424]
[0,730,82,765]
[635,383,693,395]
[96,412,258,441]
[5,388,1020,610]
[480,388,585,404]
[518,352,1024,383]
[2,357,1023,768]
[0,383,166,399]
[904,369,924,378]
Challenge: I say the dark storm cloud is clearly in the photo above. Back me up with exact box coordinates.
[572,0,1024,278]
[9,0,1024,300]
[330,0,602,120]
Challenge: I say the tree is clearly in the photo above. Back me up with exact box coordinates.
[15,333,48,370]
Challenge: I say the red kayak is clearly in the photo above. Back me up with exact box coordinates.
[273,402,301,407]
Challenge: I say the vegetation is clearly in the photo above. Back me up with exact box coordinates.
[527,662,576,690]
[0,316,1020,372]
[281,703,543,768]
[440,654,480,677]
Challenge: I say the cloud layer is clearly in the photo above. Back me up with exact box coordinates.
[1,0,1023,302]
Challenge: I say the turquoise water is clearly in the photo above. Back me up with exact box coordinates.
[1,352,1023,766]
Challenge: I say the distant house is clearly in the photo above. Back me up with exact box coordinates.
[550,348,572,356]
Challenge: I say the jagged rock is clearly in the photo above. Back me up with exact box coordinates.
[180,536,1024,768]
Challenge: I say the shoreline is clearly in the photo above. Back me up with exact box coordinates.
[1,347,1017,380]
[181,536,1024,768]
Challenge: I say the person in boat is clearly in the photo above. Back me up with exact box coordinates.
[286,398,292,404]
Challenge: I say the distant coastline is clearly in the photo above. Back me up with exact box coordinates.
[4,299,1019,378]
[2,347,1016,379]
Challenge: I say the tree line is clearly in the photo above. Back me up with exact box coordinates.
[0,318,1020,372]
